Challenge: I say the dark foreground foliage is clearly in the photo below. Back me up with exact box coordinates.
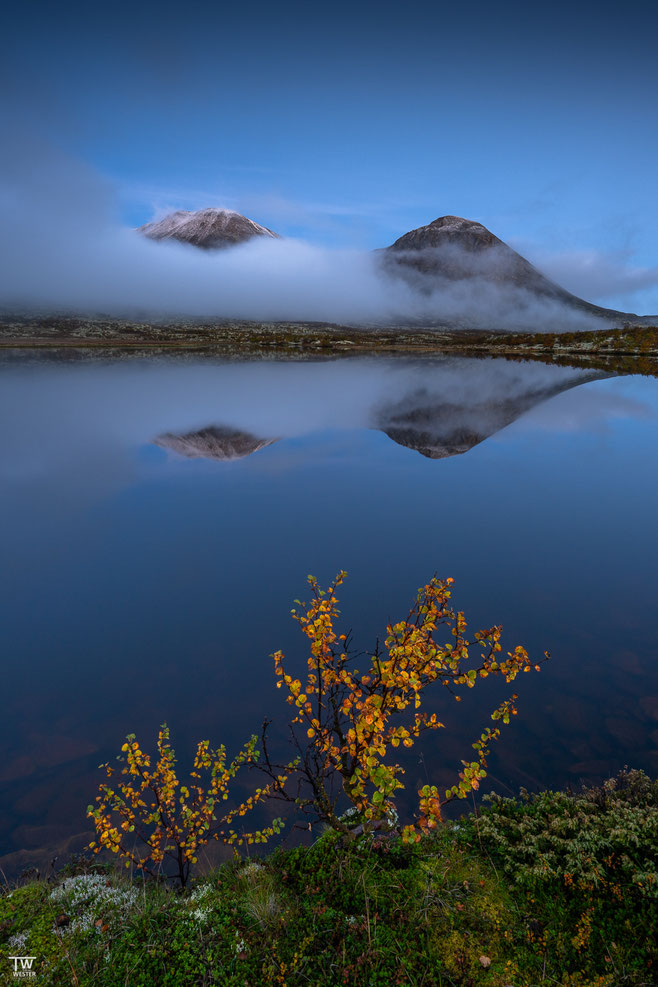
[1,771,656,986]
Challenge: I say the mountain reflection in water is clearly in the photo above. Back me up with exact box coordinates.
[150,360,610,463]
[376,370,609,459]
[155,426,279,461]
[0,353,657,878]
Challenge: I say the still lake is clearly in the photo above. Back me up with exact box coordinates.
[1,352,657,871]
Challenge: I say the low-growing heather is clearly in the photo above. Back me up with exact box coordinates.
[1,772,655,986]
[458,768,658,982]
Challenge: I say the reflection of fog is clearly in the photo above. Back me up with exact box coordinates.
[0,354,645,493]
[140,359,614,464]
[510,384,655,434]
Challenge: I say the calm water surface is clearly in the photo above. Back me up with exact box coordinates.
[1,353,657,871]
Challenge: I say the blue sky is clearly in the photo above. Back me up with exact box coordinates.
[2,0,658,309]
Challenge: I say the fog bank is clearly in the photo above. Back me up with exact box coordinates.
[0,142,628,331]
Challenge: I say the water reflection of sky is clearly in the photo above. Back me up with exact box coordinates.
[1,355,657,872]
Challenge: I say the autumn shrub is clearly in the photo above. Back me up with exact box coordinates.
[87,570,543,893]
[87,725,288,889]
[261,571,546,840]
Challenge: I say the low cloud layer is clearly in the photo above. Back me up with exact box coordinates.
[0,139,653,331]
[524,248,658,310]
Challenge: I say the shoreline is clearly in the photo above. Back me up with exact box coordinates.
[2,317,658,374]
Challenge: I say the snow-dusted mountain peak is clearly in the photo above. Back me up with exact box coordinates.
[138,208,280,249]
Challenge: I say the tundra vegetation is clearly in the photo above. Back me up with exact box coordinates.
[1,575,655,985]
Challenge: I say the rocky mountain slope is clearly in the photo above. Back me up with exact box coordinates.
[380,215,639,324]
[138,208,279,249]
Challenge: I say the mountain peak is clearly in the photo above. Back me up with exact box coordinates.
[427,215,488,230]
[388,215,501,253]
[138,208,280,250]
[382,214,636,324]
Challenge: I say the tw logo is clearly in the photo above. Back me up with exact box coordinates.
[8,956,37,979]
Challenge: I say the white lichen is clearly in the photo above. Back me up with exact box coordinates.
[190,906,211,926]
[240,861,264,881]
[49,874,138,936]
[189,883,213,902]
[7,930,29,951]
[233,932,247,956]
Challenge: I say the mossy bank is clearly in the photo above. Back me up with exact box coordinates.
[1,770,656,986]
